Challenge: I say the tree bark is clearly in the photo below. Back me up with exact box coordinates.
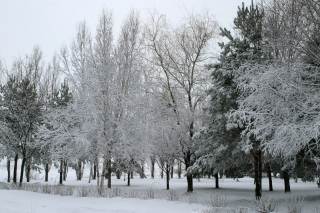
[166,163,170,190]
[19,157,26,188]
[214,173,219,189]
[127,172,130,186]
[161,168,164,179]
[283,170,291,193]
[13,154,18,184]
[89,162,93,183]
[178,161,181,179]
[131,172,133,179]
[60,160,63,184]
[151,157,155,179]
[250,149,262,200]
[107,159,112,189]
[100,159,106,190]
[96,165,100,186]
[267,164,273,191]
[77,160,82,180]
[93,164,97,180]
[7,158,10,183]
[116,170,121,179]
[26,164,31,182]
[63,160,68,181]
[45,163,49,182]
[185,152,193,192]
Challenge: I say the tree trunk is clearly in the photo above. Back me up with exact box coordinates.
[116,170,121,179]
[7,158,10,183]
[107,159,111,189]
[96,165,100,186]
[93,164,97,180]
[127,172,130,186]
[77,160,82,180]
[185,152,193,192]
[60,160,63,184]
[63,160,68,181]
[89,162,93,183]
[178,161,181,179]
[171,166,174,179]
[250,149,262,200]
[283,170,291,193]
[166,164,170,190]
[13,154,18,184]
[187,174,193,192]
[161,168,164,179]
[81,162,85,179]
[151,158,155,179]
[19,157,26,188]
[26,164,31,182]
[214,173,219,188]
[140,163,146,178]
[131,172,133,179]
[100,159,106,190]
[267,164,273,191]
[45,163,49,182]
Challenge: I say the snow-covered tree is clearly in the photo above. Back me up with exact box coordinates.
[144,9,219,192]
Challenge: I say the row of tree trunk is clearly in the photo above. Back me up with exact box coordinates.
[6,155,290,196]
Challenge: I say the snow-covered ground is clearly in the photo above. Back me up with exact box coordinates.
[1,159,320,212]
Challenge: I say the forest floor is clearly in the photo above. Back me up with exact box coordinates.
[1,159,320,212]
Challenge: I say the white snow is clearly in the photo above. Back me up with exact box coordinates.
[1,159,320,212]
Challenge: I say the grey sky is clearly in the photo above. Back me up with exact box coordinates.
[0,0,253,69]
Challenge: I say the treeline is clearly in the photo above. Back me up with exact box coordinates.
[0,0,319,200]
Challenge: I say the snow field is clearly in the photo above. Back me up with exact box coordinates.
[1,159,320,212]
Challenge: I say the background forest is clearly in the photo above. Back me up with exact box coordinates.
[0,0,320,202]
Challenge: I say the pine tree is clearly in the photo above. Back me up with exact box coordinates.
[1,76,42,187]
[206,1,268,199]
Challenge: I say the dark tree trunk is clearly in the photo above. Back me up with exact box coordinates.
[185,152,193,192]
[45,163,49,182]
[60,160,63,184]
[107,160,111,189]
[127,172,130,186]
[178,161,181,179]
[116,170,121,179]
[214,173,219,188]
[63,160,68,181]
[283,170,291,193]
[250,149,262,200]
[171,166,174,179]
[13,154,18,183]
[267,164,273,191]
[151,158,155,179]
[26,164,31,182]
[140,163,146,178]
[19,157,26,188]
[93,164,97,180]
[259,150,262,191]
[161,168,164,179]
[77,160,82,180]
[131,172,133,179]
[7,158,10,182]
[187,174,193,192]
[166,164,170,190]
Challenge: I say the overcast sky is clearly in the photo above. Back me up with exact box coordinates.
[0,0,254,69]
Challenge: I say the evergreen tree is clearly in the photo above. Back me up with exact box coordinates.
[204,1,268,199]
[1,76,42,187]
